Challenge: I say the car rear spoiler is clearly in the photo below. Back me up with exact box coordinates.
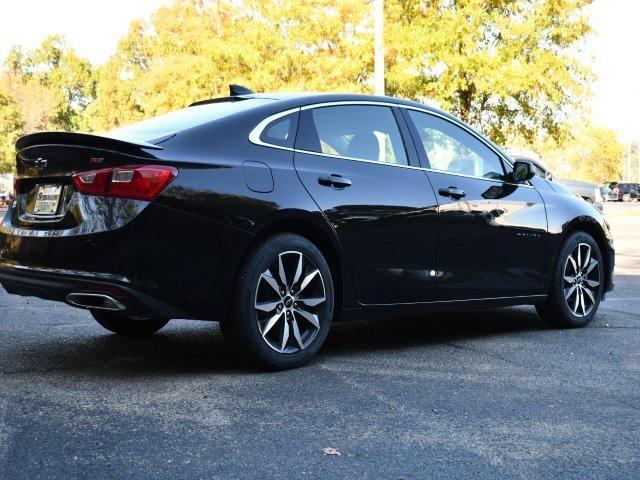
[15,132,164,152]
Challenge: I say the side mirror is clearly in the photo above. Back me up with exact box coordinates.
[512,161,535,183]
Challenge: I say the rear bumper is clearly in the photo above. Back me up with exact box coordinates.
[0,264,190,318]
[0,201,254,320]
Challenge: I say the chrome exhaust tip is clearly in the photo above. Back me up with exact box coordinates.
[66,293,126,311]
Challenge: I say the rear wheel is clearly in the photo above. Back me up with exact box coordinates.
[91,311,169,337]
[536,231,604,328]
[225,233,334,369]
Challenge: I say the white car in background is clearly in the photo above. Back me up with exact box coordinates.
[510,155,603,211]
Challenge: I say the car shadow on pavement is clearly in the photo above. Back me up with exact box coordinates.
[2,306,547,377]
[323,306,545,356]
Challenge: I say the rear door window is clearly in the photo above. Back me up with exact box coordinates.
[296,105,408,166]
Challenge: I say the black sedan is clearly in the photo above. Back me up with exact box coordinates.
[0,87,615,369]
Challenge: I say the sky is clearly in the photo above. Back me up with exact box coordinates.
[0,0,638,142]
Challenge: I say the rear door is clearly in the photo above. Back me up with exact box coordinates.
[403,109,548,300]
[293,104,439,305]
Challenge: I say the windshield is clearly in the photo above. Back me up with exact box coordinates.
[103,98,272,143]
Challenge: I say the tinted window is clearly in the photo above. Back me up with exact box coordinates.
[105,98,273,143]
[260,112,299,148]
[407,110,505,180]
[296,105,408,166]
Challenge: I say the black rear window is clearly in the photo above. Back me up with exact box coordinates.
[104,98,272,143]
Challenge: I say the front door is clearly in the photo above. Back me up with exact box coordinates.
[403,109,548,300]
[293,104,439,305]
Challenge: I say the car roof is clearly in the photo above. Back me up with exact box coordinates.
[246,91,443,111]
[187,91,514,162]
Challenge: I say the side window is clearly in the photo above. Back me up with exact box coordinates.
[260,112,298,148]
[407,110,505,180]
[296,105,408,166]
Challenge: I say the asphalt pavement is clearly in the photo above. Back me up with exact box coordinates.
[0,202,639,479]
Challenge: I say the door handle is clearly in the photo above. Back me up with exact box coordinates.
[318,174,352,189]
[438,186,466,199]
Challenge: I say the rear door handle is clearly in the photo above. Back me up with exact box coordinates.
[438,186,466,199]
[318,174,352,189]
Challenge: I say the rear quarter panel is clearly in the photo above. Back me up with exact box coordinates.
[150,108,356,316]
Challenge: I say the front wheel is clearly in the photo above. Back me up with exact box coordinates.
[225,233,334,370]
[536,231,604,328]
[91,311,169,337]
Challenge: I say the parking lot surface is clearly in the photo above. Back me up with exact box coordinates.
[0,202,639,479]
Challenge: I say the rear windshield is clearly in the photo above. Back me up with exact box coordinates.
[103,98,272,143]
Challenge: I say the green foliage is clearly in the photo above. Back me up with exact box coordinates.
[0,0,619,179]
[85,0,372,130]
[531,122,624,184]
[0,87,23,173]
[385,0,594,145]
[6,35,95,131]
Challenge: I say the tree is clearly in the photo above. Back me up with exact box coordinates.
[384,0,594,145]
[525,121,623,184]
[6,35,95,131]
[0,87,23,173]
[86,0,372,130]
[1,0,597,158]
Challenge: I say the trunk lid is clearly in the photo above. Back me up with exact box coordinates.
[12,132,163,229]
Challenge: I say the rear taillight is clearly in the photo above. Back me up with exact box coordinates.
[13,176,21,194]
[73,165,178,201]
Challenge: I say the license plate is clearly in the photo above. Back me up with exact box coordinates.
[33,185,62,215]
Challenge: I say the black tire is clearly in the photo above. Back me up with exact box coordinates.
[536,231,604,328]
[91,311,169,338]
[225,233,334,370]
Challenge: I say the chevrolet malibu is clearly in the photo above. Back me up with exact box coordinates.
[0,86,615,369]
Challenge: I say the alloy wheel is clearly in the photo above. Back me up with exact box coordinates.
[563,242,600,317]
[254,250,327,354]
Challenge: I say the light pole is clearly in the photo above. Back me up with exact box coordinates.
[373,0,384,96]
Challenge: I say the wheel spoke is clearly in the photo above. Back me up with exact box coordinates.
[280,319,290,351]
[579,288,586,316]
[299,269,320,294]
[255,300,281,313]
[262,311,283,337]
[564,284,577,301]
[294,307,320,329]
[585,279,600,288]
[573,287,580,313]
[292,252,303,289]
[291,318,304,349]
[582,245,591,270]
[585,259,598,275]
[260,270,282,296]
[567,254,578,275]
[577,245,582,270]
[297,295,326,307]
[563,275,576,284]
[278,254,288,290]
[583,286,596,303]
